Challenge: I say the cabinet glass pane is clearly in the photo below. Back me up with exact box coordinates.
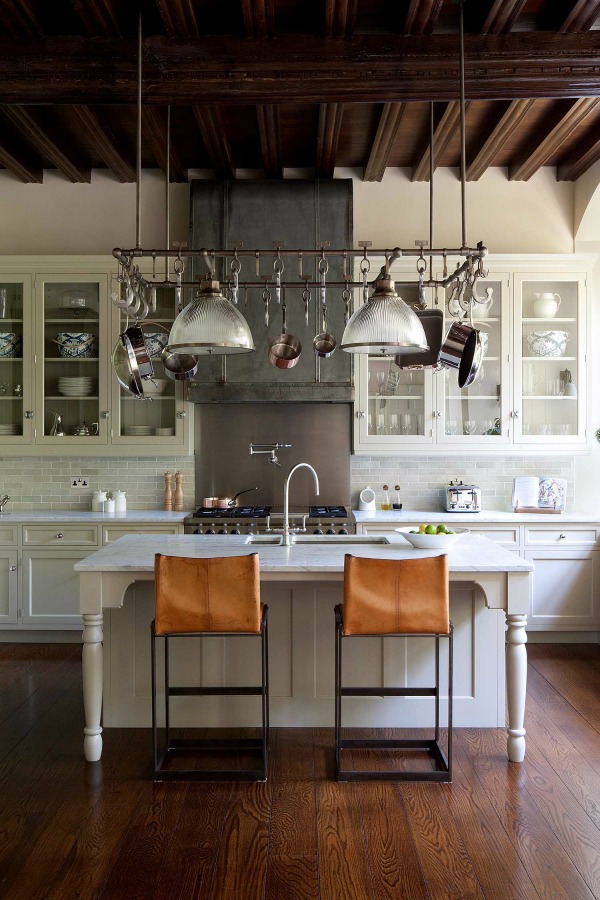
[443,278,504,438]
[367,358,425,436]
[43,282,102,438]
[521,280,578,438]
[118,286,177,438]
[0,282,24,436]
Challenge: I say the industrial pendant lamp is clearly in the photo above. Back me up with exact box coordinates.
[167,274,255,354]
[340,275,428,355]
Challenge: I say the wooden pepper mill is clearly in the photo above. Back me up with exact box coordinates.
[174,470,184,512]
[164,471,172,511]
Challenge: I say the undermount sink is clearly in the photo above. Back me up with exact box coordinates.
[245,534,390,546]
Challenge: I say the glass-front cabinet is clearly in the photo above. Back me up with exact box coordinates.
[357,360,433,446]
[110,283,188,446]
[0,276,32,444]
[513,273,586,446]
[35,274,108,446]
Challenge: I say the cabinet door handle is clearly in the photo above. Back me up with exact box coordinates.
[24,410,34,419]
[55,532,64,539]
[511,410,520,418]
[9,565,16,572]
[356,410,365,418]
[559,533,566,540]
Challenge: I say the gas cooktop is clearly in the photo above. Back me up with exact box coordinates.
[191,506,272,519]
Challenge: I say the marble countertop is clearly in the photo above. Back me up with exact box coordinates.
[75,533,533,574]
[353,509,600,524]
[0,510,190,523]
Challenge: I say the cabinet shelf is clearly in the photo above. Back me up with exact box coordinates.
[46,395,99,401]
[446,395,498,401]
[522,395,577,401]
[44,357,99,363]
[522,317,576,323]
[368,394,423,400]
[0,358,22,362]
[44,318,99,324]
[521,356,576,362]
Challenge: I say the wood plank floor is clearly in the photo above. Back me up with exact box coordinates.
[0,643,599,899]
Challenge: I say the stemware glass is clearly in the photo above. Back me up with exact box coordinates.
[464,420,477,435]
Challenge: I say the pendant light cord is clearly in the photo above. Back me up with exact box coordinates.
[136,10,142,250]
[459,0,466,249]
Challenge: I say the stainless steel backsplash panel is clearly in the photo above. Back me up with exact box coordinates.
[195,403,351,507]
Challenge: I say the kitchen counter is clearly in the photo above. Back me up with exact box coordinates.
[0,510,190,523]
[354,509,599,523]
[76,534,531,766]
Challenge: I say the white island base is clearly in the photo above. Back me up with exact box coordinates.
[76,534,532,764]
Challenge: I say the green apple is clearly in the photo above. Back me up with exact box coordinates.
[425,524,437,535]
[436,524,448,534]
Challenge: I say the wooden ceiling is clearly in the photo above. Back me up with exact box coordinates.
[1,0,600,184]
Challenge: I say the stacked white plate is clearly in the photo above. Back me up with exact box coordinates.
[0,424,19,434]
[123,425,153,436]
[154,427,175,436]
[58,376,94,397]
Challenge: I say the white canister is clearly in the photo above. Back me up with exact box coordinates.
[104,498,115,513]
[113,490,127,512]
[92,490,107,512]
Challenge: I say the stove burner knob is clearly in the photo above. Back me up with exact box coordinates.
[206,528,216,535]
[218,528,228,535]
[231,527,241,535]
[194,528,202,535]
[313,527,324,535]
[339,528,348,535]
[326,527,336,535]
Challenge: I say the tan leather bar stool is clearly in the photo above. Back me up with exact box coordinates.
[335,553,453,782]
[151,552,269,782]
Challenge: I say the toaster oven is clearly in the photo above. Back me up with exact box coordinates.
[445,480,482,512]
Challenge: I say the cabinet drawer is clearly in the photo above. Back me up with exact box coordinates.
[0,525,19,546]
[524,527,598,548]
[468,527,519,549]
[22,525,99,546]
[102,524,182,544]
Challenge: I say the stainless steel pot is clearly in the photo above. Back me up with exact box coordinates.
[438,320,475,370]
[161,348,198,381]
[313,306,336,358]
[458,328,484,388]
[268,302,302,368]
[202,487,258,509]
[122,325,154,380]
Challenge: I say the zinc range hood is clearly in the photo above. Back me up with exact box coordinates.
[187,381,354,403]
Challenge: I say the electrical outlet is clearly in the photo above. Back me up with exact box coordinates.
[70,475,89,489]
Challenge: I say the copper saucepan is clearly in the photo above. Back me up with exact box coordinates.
[202,487,258,509]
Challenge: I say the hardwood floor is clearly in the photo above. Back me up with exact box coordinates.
[0,643,599,899]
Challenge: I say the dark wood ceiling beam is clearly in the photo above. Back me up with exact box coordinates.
[155,0,199,38]
[325,0,357,38]
[70,106,135,182]
[0,143,42,182]
[3,34,600,104]
[316,103,343,178]
[412,101,471,182]
[481,0,527,34]
[192,104,234,177]
[558,129,600,180]
[560,0,600,32]
[141,107,187,181]
[241,0,275,38]
[403,0,443,35]
[0,0,44,40]
[364,103,406,182]
[0,105,89,182]
[256,105,282,178]
[509,97,600,180]
[466,99,536,181]
[70,0,122,38]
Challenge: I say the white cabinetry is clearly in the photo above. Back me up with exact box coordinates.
[0,256,192,456]
[353,255,592,455]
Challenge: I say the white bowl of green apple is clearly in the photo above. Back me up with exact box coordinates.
[395,524,469,549]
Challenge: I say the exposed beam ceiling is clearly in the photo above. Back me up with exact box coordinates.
[0,0,44,40]
[193,104,233,178]
[0,104,89,182]
[364,103,407,182]
[325,0,357,38]
[257,105,282,178]
[155,0,199,39]
[558,127,600,181]
[412,101,471,182]
[560,0,600,32]
[70,0,122,38]
[466,99,536,181]
[403,0,444,35]
[70,106,135,182]
[140,107,187,181]
[316,103,343,178]
[480,0,527,34]
[0,142,42,183]
[241,0,275,39]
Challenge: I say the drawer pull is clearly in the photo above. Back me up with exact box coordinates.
[55,532,64,539]
[9,565,16,572]
[559,533,566,540]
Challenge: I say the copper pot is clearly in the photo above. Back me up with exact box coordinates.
[202,487,258,509]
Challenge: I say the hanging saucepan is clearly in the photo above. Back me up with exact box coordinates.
[438,305,485,388]
[268,300,302,369]
[458,328,484,388]
[395,309,443,370]
[160,348,198,381]
[313,305,337,358]
[112,338,143,397]
[122,325,154,381]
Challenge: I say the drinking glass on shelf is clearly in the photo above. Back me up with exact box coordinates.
[547,378,562,396]
[368,413,373,433]
[482,419,493,434]
[417,414,424,435]
[464,420,477,435]
[445,420,458,435]
[376,372,386,395]
[377,413,386,434]
[390,413,398,434]
[401,413,412,434]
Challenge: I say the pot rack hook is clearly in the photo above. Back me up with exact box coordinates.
[342,281,351,325]
[273,248,284,305]
[298,251,303,280]
[262,283,271,328]
[302,280,311,327]
[230,248,241,305]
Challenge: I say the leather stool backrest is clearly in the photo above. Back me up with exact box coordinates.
[342,553,449,635]
[154,553,261,635]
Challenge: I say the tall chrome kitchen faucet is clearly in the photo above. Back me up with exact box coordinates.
[282,464,319,546]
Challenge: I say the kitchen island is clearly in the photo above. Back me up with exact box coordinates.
[76,533,532,764]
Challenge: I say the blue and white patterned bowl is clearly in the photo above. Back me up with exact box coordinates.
[143,331,169,358]
[526,331,570,358]
[56,332,96,358]
[0,332,22,358]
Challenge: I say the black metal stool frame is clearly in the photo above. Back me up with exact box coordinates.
[151,604,269,782]
[334,605,453,782]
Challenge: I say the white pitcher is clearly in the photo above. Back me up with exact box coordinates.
[533,292,561,318]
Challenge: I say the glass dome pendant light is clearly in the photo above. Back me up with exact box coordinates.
[340,274,428,356]
[167,274,255,355]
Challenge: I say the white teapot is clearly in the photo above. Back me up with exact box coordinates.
[534,292,561,318]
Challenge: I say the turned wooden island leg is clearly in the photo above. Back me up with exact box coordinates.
[505,613,527,763]
[82,612,104,762]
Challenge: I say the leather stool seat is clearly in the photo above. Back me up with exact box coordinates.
[335,553,453,782]
[151,553,269,781]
